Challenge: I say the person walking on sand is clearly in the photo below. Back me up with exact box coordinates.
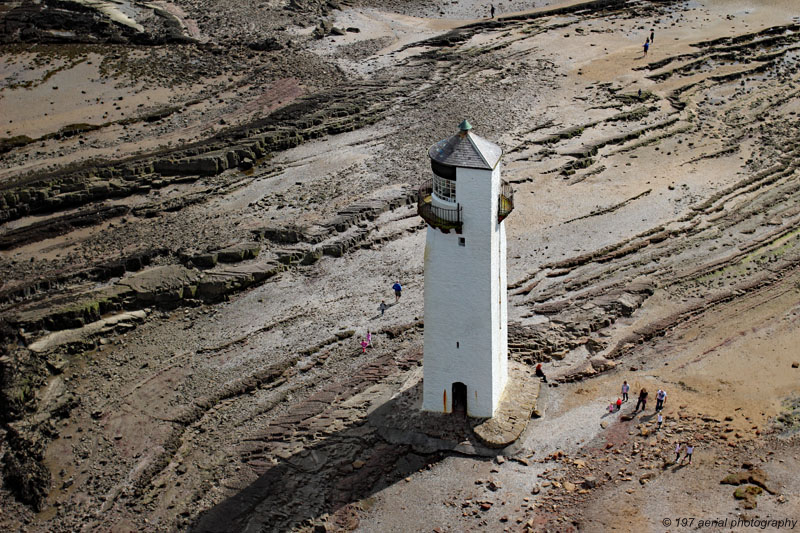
[366,330,372,347]
[650,29,655,43]
[674,442,682,463]
[360,339,368,354]
[643,40,650,57]
[392,281,402,302]
[535,363,548,383]
[490,3,495,18]
[682,443,694,465]
[379,300,388,316]
[621,380,630,402]
[616,397,622,412]
[635,388,648,411]
[656,389,667,411]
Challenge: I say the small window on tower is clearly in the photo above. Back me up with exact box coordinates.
[433,174,456,203]
[459,238,466,247]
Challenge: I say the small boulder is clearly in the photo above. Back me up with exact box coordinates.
[733,485,763,509]
[192,253,218,268]
[216,242,260,263]
[248,37,283,51]
[589,355,616,372]
[720,468,776,494]
[639,472,656,485]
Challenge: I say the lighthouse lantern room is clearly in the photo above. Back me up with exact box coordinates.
[418,120,514,418]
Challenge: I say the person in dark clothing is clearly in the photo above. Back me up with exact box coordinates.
[635,388,648,411]
[490,4,495,18]
[535,363,547,383]
[650,29,655,43]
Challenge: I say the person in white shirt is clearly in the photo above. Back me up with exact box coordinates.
[656,389,667,411]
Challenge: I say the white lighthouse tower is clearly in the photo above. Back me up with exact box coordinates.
[418,120,514,418]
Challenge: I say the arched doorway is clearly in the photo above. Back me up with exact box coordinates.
[452,382,467,415]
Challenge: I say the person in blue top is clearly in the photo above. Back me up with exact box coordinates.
[392,281,402,302]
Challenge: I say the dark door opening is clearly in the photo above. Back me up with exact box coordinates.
[452,382,467,416]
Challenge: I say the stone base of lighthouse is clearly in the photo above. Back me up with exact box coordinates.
[368,361,541,453]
